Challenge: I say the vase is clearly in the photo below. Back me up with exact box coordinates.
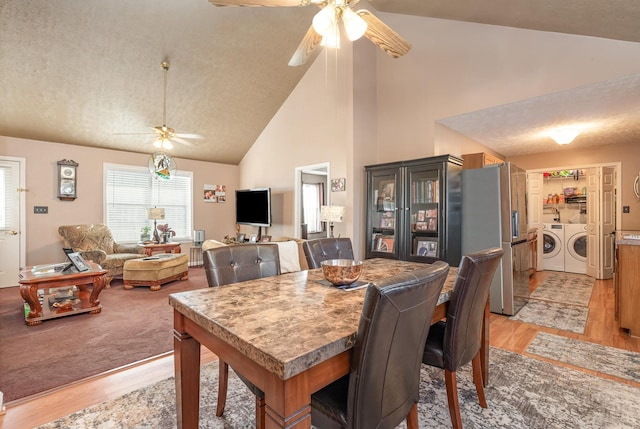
[162,233,172,244]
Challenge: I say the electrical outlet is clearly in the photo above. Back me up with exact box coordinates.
[623,206,630,213]
[34,206,48,214]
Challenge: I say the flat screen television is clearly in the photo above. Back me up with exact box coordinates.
[235,188,271,227]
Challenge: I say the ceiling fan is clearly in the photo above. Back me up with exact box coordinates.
[207,0,412,66]
[118,61,203,150]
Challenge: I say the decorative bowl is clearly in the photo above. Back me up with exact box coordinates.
[321,259,364,286]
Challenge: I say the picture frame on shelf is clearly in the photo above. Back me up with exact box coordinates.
[260,235,272,242]
[236,233,246,243]
[376,235,395,252]
[416,239,438,257]
[380,217,395,229]
[249,234,258,243]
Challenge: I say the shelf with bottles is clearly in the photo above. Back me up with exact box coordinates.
[543,169,586,180]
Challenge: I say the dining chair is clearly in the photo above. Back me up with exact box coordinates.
[310,260,450,429]
[421,247,504,429]
[202,243,281,429]
[302,237,355,269]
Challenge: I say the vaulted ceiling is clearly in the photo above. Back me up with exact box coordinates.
[1,0,639,164]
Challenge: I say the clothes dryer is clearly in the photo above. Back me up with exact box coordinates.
[565,223,587,274]
[542,223,564,272]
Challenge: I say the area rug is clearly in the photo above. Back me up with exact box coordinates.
[508,273,594,334]
[526,332,640,384]
[36,348,640,429]
[528,272,595,307]
[509,300,590,334]
[0,267,207,402]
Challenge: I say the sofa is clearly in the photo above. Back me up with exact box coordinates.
[58,224,146,285]
[202,236,308,273]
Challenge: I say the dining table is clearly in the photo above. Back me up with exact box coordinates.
[170,258,490,429]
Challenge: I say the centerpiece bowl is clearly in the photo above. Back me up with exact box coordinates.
[321,259,364,286]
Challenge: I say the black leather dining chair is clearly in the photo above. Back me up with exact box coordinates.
[422,247,504,429]
[310,260,450,429]
[302,237,355,269]
[202,244,281,429]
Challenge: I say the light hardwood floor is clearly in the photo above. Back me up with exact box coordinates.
[2,271,639,429]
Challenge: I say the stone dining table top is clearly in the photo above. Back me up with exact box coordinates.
[169,258,456,380]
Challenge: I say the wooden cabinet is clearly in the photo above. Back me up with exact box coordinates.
[615,234,640,337]
[364,155,462,266]
[462,152,505,170]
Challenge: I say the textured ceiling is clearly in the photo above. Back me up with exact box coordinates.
[1,0,640,163]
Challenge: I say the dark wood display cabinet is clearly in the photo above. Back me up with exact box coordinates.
[364,155,463,266]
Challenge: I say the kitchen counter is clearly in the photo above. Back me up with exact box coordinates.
[616,231,640,246]
[615,231,640,337]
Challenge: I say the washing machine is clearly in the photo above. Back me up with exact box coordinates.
[543,223,565,271]
[565,223,587,274]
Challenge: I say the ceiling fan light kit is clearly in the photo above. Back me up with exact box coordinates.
[208,0,411,66]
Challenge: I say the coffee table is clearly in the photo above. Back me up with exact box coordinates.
[19,262,108,326]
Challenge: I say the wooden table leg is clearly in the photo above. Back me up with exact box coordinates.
[263,373,312,429]
[20,284,42,324]
[174,310,201,429]
[89,273,107,309]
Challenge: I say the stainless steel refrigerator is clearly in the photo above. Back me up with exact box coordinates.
[462,162,530,315]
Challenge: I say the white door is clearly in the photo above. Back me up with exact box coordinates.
[586,169,599,278]
[0,158,24,287]
[526,172,543,270]
[586,166,616,279]
[600,167,615,279]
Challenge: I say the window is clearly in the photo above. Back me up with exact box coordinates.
[302,183,324,233]
[104,163,193,242]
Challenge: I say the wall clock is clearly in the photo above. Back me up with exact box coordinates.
[57,159,78,200]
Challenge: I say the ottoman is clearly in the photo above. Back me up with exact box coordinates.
[123,253,189,291]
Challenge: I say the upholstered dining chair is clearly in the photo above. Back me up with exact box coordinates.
[302,237,355,269]
[422,247,504,429]
[310,261,450,429]
[202,243,281,429]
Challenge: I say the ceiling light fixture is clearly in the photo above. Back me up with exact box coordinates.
[549,127,580,145]
[312,1,367,49]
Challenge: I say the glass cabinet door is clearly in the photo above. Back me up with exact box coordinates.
[368,169,400,258]
[406,166,440,260]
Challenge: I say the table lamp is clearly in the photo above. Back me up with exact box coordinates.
[320,205,344,238]
[147,207,165,243]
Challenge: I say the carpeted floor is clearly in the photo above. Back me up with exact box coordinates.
[527,332,640,384]
[0,267,207,402]
[36,347,640,428]
[509,273,595,334]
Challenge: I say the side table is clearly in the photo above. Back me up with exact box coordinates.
[139,242,182,256]
[19,262,108,326]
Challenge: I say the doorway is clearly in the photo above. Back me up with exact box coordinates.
[0,157,26,288]
[527,162,621,280]
[294,163,330,239]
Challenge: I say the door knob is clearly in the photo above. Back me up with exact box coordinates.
[7,230,18,236]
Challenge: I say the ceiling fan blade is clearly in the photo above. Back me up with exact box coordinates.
[172,137,196,147]
[175,133,204,139]
[356,9,412,58]
[288,24,323,67]
[114,132,156,136]
[208,0,307,6]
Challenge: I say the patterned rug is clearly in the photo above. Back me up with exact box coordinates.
[37,348,640,429]
[509,273,595,334]
[527,332,640,384]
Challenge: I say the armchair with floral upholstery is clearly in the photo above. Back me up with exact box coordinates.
[58,224,146,286]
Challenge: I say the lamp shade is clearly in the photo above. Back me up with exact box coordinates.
[147,207,165,220]
[320,205,345,223]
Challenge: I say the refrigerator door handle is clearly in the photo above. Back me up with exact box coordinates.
[512,210,519,238]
